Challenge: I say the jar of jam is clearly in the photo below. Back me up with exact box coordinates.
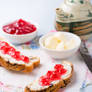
[55,0,92,40]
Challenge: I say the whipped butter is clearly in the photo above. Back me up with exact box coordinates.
[44,32,76,50]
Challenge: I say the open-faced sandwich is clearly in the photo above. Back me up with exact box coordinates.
[25,61,73,92]
[0,37,40,73]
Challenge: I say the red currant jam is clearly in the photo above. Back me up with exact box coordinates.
[39,64,67,86]
[3,19,37,35]
[0,41,29,63]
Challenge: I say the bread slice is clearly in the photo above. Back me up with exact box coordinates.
[0,37,40,73]
[25,61,73,92]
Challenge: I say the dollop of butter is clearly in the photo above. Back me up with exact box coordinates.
[44,33,76,50]
[44,36,61,49]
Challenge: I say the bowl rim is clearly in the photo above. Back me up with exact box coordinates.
[39,32,81,52]
[1,19,39,37]
[2,29,38,37]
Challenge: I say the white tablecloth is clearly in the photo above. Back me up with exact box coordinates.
[0,48,89,92]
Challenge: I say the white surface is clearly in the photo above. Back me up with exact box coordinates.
[0,49,86,92]
[0,0,91,92]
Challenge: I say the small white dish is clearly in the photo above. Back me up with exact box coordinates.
[39,32,81,59]
[1,20,39,44]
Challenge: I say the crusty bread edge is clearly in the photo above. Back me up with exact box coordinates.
[31,57,40,68]
[25,80,65,92]
[24,61,73,92]
[0,56,40,73]
[0,37,40,73]
[61,61,73,87]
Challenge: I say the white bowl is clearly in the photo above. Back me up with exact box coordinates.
[39,32,81,59]
[1,20,38,44]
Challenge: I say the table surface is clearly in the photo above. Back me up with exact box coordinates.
[0,0,92,92]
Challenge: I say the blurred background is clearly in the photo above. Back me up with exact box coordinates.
[0,0,92,34]
[0,0,63,34]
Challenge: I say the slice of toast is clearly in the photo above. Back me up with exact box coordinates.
[25,61,73,92]
[0,37,40,73]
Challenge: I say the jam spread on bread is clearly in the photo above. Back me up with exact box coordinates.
[39,64,67,86]
[0,41,29,63]
[3,19,36,35]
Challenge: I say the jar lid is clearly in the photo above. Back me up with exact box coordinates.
[56,0,92,23]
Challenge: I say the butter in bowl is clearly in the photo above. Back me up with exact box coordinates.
[39,32,81,59]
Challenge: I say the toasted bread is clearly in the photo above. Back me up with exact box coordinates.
[25,61,73,92]
[0,37,40,73]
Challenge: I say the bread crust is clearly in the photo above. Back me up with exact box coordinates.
[25,61,73,92]
[0,56,40,73]
[0,37,40,73]
[25,80,64,92]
